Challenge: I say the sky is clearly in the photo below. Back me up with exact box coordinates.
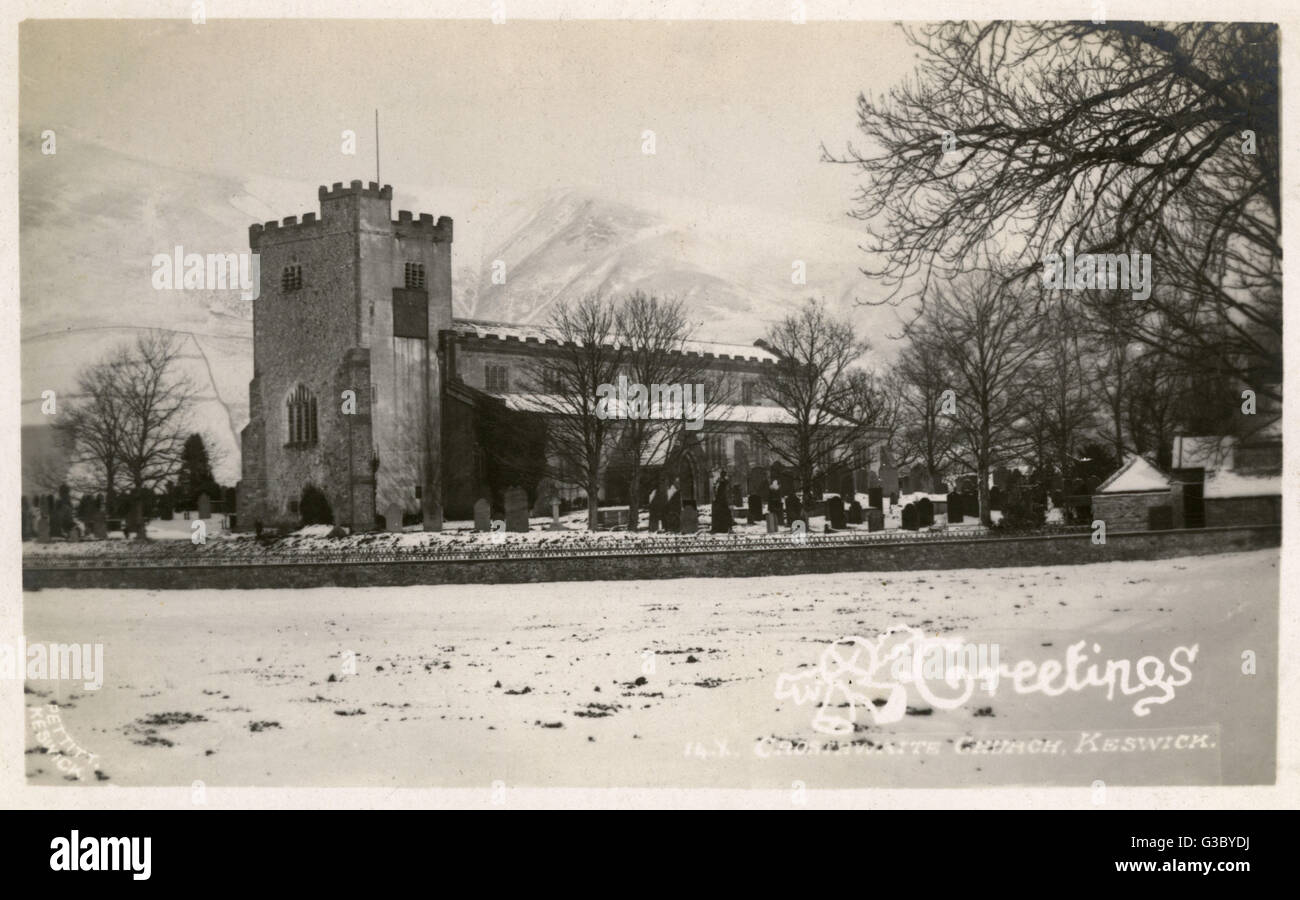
[20,18,914,226]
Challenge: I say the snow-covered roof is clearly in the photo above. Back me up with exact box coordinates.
[451,318,779,363]
[1203,470,1282,499]
[1095,456,1171,493]
[500,394,852,428]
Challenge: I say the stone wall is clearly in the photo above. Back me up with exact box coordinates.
[23,525,1279,591]
[1205,495,1281,527]
[1092,491,1171,531]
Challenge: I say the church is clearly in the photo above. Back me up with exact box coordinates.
[236,181,863,531]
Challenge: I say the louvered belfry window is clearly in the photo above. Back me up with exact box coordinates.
[287,384,318,445]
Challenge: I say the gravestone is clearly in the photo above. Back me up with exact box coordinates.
[473,498,491,532]
[767,493,783,523]
[67,525,80,542]
[826,495,846,530]
[868,487,882,510]
[504,487,530,532]
[648,488,665,533]
[549,499,564,531]
[947,492,962,521]
[532,478,557,516]
[866,508,884,532]
[747,494,763,524]
[710,492,733,533]
[899,471,912,495]
[385,502,404,533]
[889,492,899,506]
[124,499,140,538]
[663,489,681,532]
[680,503,699,535]
[879,464,899,497]
[847,500,863,525]
[92,508,108,540]
[36,511,50,543]
[197,492,211,520]
[901,503,919,531]
[765,512,778,534]
[917,497,934,527]
[785,494,802,528]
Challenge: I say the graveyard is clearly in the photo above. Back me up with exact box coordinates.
[20,488,1011,562]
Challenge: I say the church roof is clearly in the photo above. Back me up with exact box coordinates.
[450,318,779,363]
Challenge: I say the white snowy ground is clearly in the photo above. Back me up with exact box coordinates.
[22,549,1276,788]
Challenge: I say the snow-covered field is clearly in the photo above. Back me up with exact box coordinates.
[22,549,1276,788]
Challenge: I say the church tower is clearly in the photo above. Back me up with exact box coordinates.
[237,181,454,532]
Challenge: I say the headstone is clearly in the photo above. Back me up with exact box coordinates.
[504,486,530,532]
[947,492,962,521]
[765,512,778,533]
[648,488,665,533]
[125,498,142,538]
[680,503,699,535]
[473,498,491,532]
[662,489,681,532]
[847,499,863,525]
[67,525,80,543]
[767,492,783,523]
[92,508,108,540]
[532,478,557,516]
[866,508,884,532]
[385,502,404,533]
[899,471,912,495]
[197,492,212,519]
[868,487,882,509]
[827,495,846,530]
[901,503,919,531]
[785,494,802,528]
[889,492,899,506]
[747,494,763,524]
[710,492,733,533]
[879,464,899,497]
[918,497,934,527]
[36,511,50,543]
[549,499,564,531]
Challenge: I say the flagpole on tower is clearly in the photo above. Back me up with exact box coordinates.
[375,109,380,184]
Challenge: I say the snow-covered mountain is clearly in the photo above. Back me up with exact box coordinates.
[21,134,898,484]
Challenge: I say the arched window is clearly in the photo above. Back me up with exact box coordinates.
[287,385,318,445]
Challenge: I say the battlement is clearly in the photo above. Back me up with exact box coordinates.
[319,180,393,202]
[394,209,454,243]
[249,211,324,249]
[248,182,452,248]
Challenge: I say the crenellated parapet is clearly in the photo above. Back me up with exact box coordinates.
[393,209,453,243]
[249,212,323,250]
[319,180,393,202]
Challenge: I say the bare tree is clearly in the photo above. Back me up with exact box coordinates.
[55,331,197,513]
[116,332,198,495]
[830,21,1280,399]
[525,295,626,530]
[911,276,1045,525]
[1028,304,1096,495]
[612,291,730,531]
[751,300,872,505]
[893,342,955,488]
[56,346,131,508]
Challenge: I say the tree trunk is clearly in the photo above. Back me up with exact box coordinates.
[586,476,600,531]
[978,462,992,526]
[628,465,641,532]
